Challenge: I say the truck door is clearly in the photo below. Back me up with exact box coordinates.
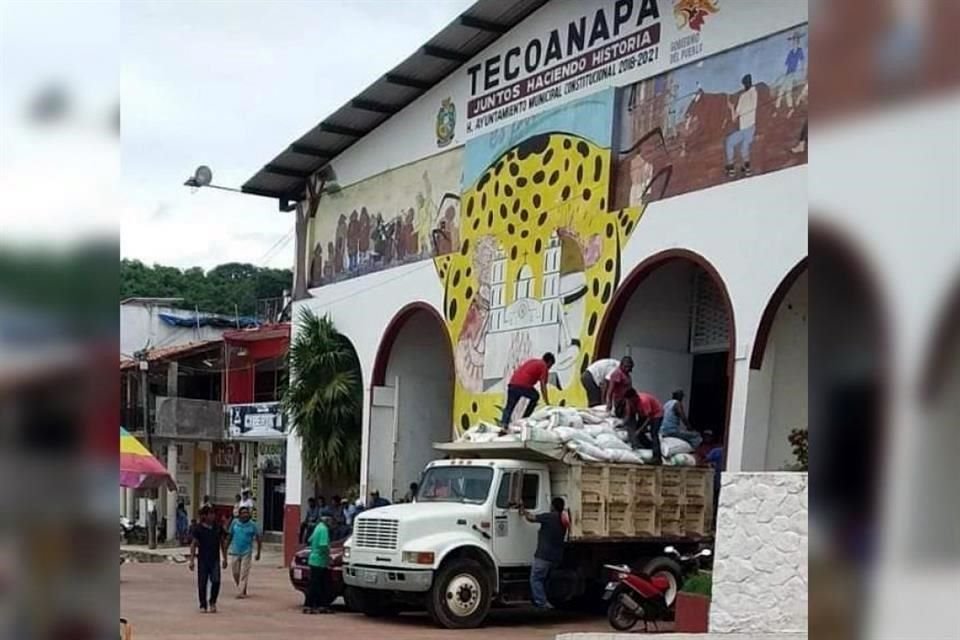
[492,469,545,567]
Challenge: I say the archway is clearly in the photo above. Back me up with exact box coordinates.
[743,260,808,470]
[596,250,735,465]
[368,302,454,502]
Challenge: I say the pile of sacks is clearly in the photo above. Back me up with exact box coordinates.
[456,405,698,466]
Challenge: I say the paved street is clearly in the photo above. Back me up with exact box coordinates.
[121,561,613,640]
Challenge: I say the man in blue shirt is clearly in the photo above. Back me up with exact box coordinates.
[225,506,261,598]
[776,30,806,114]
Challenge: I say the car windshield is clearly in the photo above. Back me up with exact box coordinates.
[417,466,493,504]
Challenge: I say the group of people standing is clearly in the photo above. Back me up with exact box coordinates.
[188,502,263,614]
[501,353,705,465]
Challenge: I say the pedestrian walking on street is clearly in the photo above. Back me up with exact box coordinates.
[188,506,227,613]
[225,506,261,598]
[303,516,334,614]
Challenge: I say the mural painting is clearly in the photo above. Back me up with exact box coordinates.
[612,25,808,208]
[306,148,463,288]
[433,91,651,434]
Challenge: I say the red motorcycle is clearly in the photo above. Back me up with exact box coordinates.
[602,546,712,631]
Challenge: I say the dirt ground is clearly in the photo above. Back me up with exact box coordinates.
[120,561,618,640]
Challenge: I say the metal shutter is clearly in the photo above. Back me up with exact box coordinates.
[214,472,242,504]
[690,271,729,353]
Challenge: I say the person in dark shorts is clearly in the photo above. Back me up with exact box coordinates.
[519,497,568,609]
[500,353,555,428]
[189,506,227,613]
[580,357,619,407]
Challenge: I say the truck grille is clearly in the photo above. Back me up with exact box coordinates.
[354,518,399,550]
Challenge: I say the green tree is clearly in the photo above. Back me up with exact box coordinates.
[120,259,292,317]
[283,309,361,484]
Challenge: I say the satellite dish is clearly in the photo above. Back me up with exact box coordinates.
[194,165,213,187]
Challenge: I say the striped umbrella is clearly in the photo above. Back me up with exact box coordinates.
[120,427,176,491]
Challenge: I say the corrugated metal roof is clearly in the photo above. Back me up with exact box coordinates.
[120,339,223,370]
[242,0,550,205]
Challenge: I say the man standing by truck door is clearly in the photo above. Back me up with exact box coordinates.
[519,497,567,609]
[499,353,555,429]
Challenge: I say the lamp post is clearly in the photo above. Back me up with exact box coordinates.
[183,164,340,301]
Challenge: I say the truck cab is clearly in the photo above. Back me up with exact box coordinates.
[344,457,554,628]
[343,442,714,629]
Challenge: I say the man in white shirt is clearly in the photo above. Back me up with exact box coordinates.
[724,74,758,177]
[580,358,620,407]
[234,488,254,517]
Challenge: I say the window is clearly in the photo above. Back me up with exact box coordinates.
[495,471,539,509]
[496,473,513,509]
[417,466,493,504]
[521,473,539,509]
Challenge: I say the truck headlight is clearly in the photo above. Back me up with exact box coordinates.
[402,551,435,565]
[343,545,351,560]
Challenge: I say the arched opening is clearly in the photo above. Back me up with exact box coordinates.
[596,250,735,464]
[807,222,888,560]
[743,260,808,470]
[368,302,454,502]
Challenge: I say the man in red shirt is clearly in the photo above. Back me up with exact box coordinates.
[499,353,555,428]
[622,387,664,463]
[604,356,634,411]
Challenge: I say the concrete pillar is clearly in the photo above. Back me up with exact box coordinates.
[741,354,775,471]
[283,428,304,567]
[166,361,178,396]
[723,356,752,471]
[166,443,178,542]
[204,442,213,500]
[125,488,135,520]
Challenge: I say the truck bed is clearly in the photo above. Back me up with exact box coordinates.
[434,441,714,541]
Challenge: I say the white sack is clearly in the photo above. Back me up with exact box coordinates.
[661,437,694,458]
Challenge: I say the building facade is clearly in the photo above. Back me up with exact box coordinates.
[119,323,291,541]
[248,0,809,564]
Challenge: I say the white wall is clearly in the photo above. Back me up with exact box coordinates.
[120,303,226,357]
[384,309,454,501]
[764,272,808,470]
[711,472,808,634]
[610,260,695,403]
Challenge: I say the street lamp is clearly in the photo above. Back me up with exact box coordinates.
[183,165,245,194]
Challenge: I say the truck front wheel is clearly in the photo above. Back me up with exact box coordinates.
[426,558,492,629]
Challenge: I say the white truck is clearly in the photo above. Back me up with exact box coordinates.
[343,440,714,628]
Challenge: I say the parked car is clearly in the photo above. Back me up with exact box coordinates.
[288,536,350,608]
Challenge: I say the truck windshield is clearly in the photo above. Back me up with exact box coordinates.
[417,466,493,504]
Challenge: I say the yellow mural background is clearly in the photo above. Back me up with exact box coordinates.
[435,133,645,434]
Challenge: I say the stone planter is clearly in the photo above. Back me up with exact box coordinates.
[675,591,711,632]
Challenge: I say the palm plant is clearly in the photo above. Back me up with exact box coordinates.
[283,309,362,484]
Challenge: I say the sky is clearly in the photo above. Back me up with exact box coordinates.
[0,0,473,270]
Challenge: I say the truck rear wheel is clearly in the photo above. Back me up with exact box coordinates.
[426,558,491,629]
[347,586,396,618]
